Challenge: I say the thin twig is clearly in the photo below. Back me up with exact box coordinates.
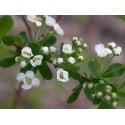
[13,43,23,50]
[21,16,33,41]
[12,83,23,109]
[56,15,63,22]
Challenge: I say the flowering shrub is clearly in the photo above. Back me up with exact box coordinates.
[0,15,125,109]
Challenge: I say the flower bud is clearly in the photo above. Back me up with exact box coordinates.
[57,58,63,64]
[105,85,112,90]
[108,42,116,49]
[78,48,83,52]
[83,43,87,49]
[15,56,20,63]
[78,56,84,61]
[53,59,57,65]
[42,47,49,54]
[104,95,111,102]
[50,46,57,53]
[88,83,94,89]
[111,92,117,99]
[20,61,27,68]
[75,40,82,46]
[72,37,78,41]
[112,101,119,108]
[83,83,87,89]
[99,80,105,84]
[68,57,75,64]
[113,46,122,56]
[97,91,103,98]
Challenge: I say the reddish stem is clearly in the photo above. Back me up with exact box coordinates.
[12,83,23,109]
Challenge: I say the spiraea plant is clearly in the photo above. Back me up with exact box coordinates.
[0,15,125,109]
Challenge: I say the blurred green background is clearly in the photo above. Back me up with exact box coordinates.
[0,15,125,109]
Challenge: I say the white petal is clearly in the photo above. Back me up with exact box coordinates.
[26,71,35,79]
[21,47,33,58]
[27,15,36,22]
[53,23,64,36]
[45,15,56,27]
[95,44,105,51]
[35,21,42,27]
[30,59,36,67]
[16,73,25,81]
[32,78,40,86]
[21,83,32,90]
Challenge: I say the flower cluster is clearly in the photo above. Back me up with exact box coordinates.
[16,45,57,89]
[95,42,122,58]
[53,37,87,82]
[27,15,64,36]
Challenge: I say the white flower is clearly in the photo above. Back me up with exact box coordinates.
[83,43,87,49]
[53,59,57,65]
[16,71,40,90]
[78,48,83,52]
[78,56,84,61]
[68,57,75,64]
[113,46,122,55]
[20,61,27,68]
[75,40,81,46]
[30,55,43,67]
[15,56,20,63]
[62,44,74,54]
[22,47,33,58]
[53,23,64,36]
[72,37,78,41]
[108,42,116,48]
[44,15,56,27]
[57,58,63,64]
[50,46,57,53]
[27,15,42,27]
[95,44,112,58]
[57,69,69,82]
[42,47,49,54]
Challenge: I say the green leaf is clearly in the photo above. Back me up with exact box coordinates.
[88,60,98,77]
[39,35,57,46]
[118,91,125,98]
[102,63,124,78]
[95,83,105,94]
[98,100,113,109]
[84,88,93,102]
[14,36,24,47]
[28,43,40,55]
[67,85,82,103]
[119,81,125,89]
[20,63,32,73]
[119,15,125,21]
[38,61,53,80]
[2,36,15,46]
[0,16,14,38]
[72,83,83,91]
[19,31,30,45]
[93,96,101,105]
[69,70,82,81]
[94,58,100,71]
[0,56,15,68]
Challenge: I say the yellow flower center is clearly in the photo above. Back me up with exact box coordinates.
[23,52,32,56]
[33,57,40,63]
[25,77,31,84]
[60,72,64,79]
